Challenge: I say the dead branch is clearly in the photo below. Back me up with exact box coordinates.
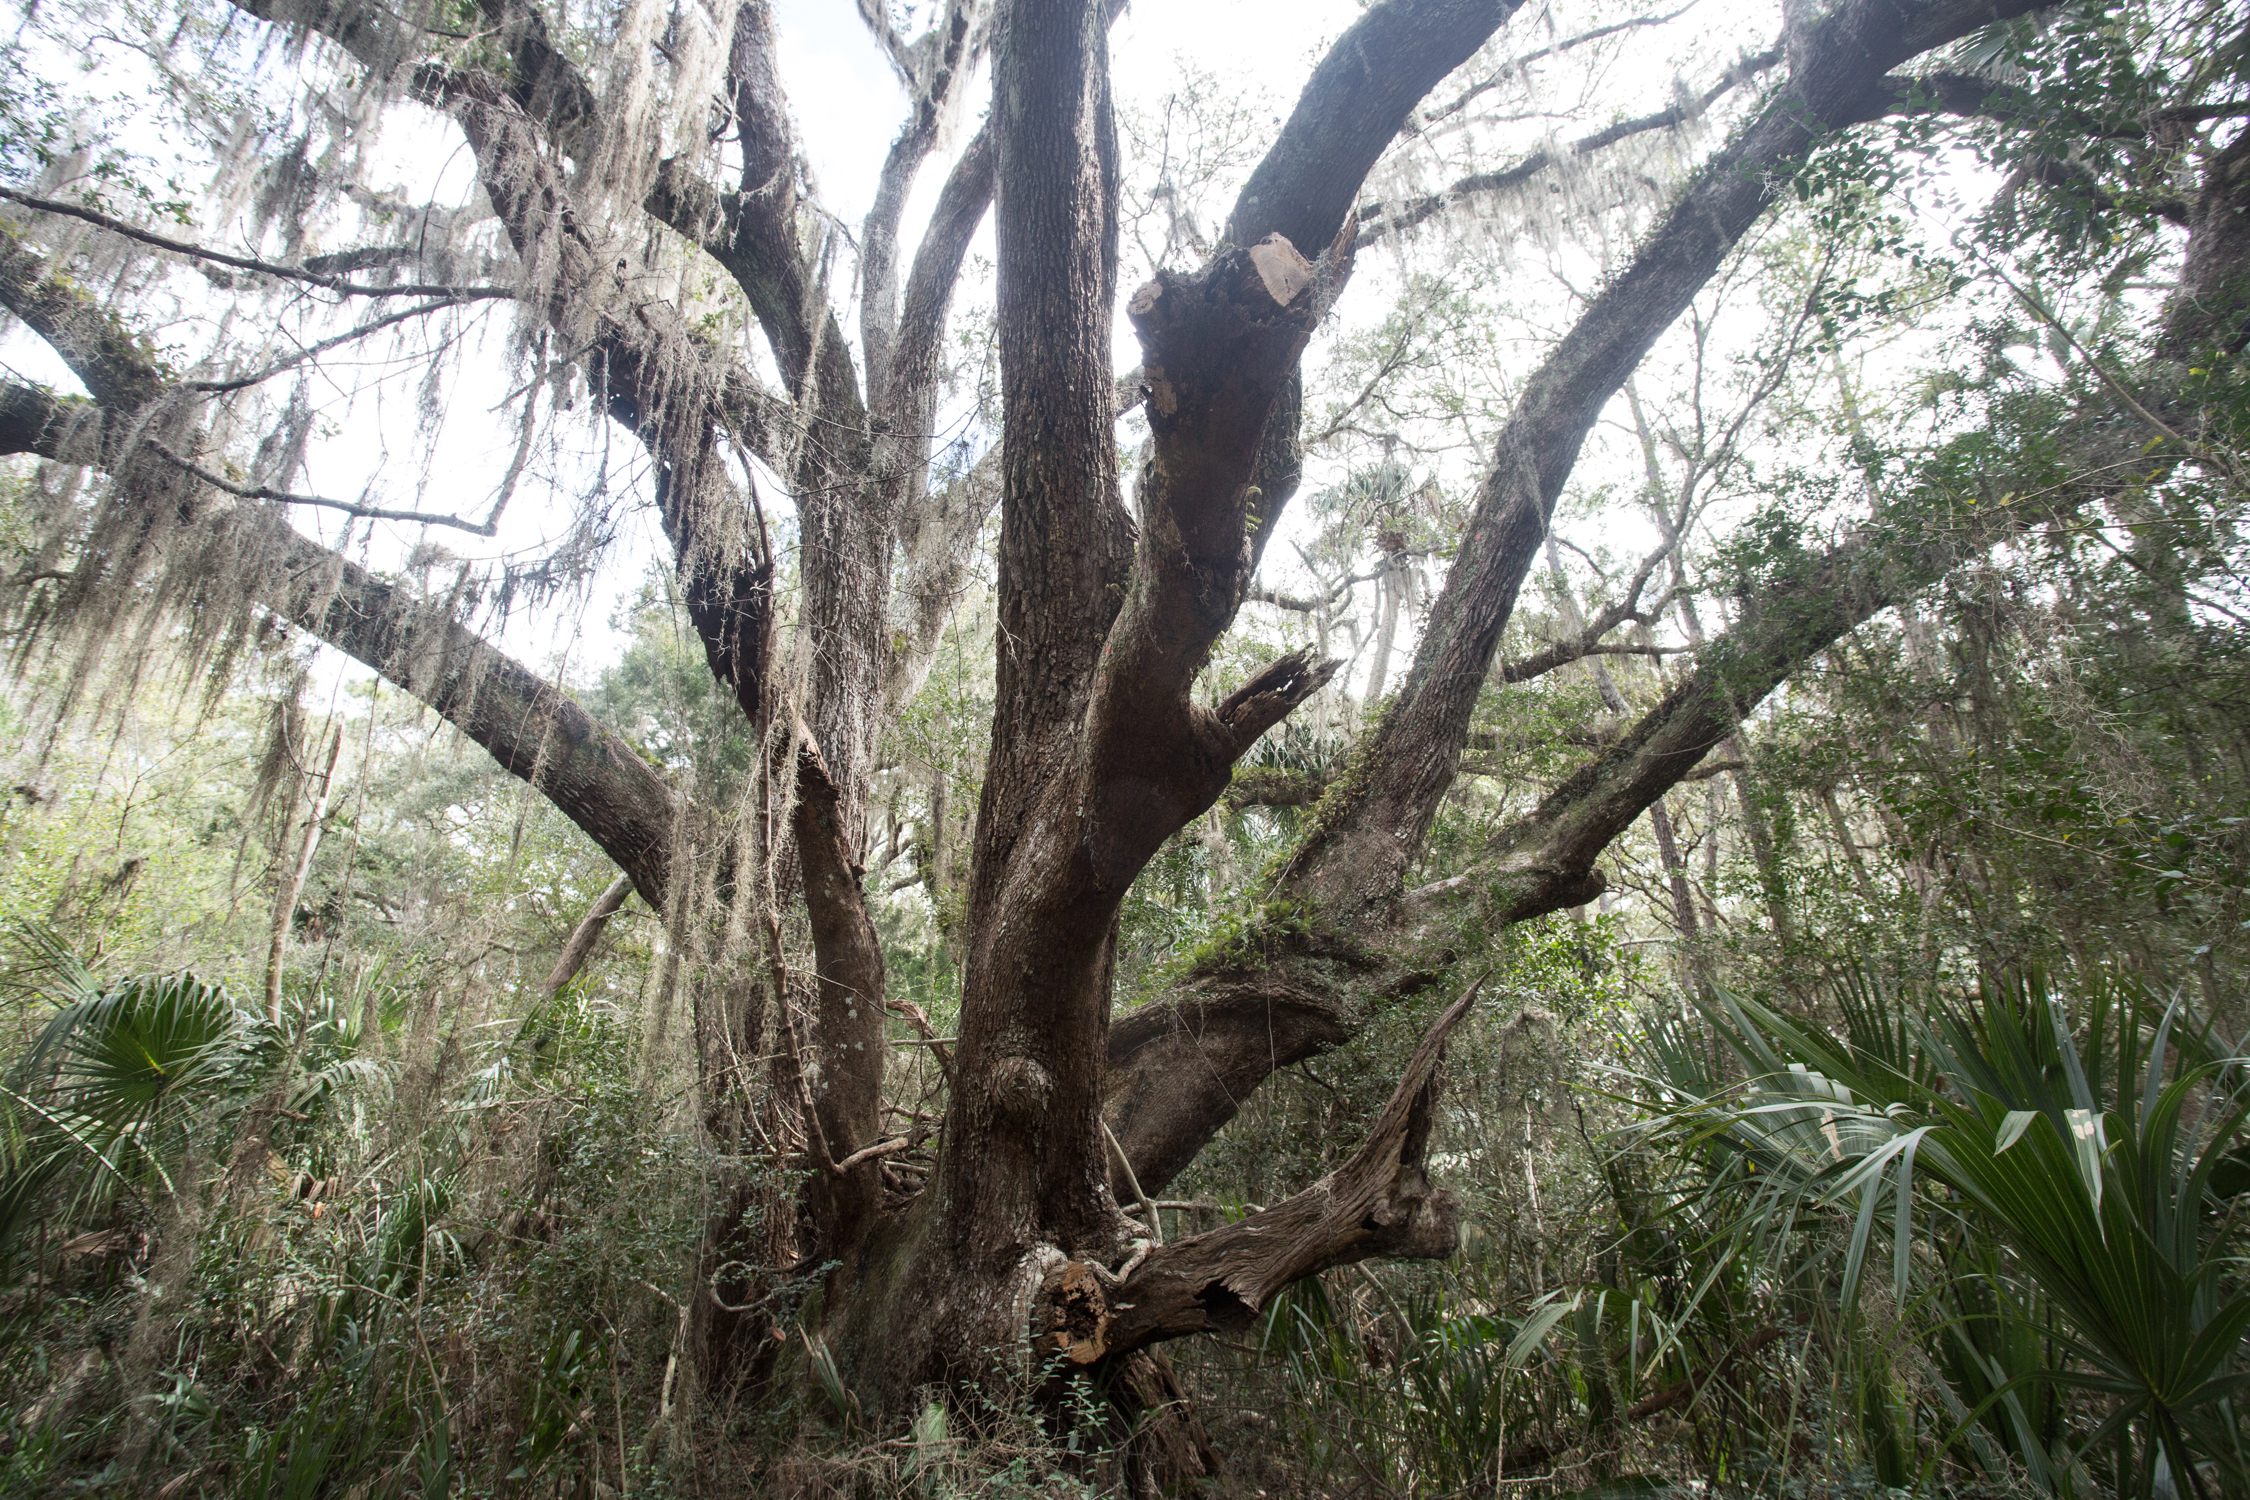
[1096,974,1488,1358]
[543,872,636,1000]
[0,185,515,301]
[141,439,502,535]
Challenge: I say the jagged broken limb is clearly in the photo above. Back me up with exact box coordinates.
[1036,973,1486,1364]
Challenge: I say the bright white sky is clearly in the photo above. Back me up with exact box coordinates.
[742,0,1787,694]
[770,0,1366,222]
[2,0,1944,709]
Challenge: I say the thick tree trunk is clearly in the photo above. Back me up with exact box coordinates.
[0,255,684,913]
[932,0,1134,1326]
[791,737,889,1246]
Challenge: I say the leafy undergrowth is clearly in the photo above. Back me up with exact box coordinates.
[3,925,2246,1498]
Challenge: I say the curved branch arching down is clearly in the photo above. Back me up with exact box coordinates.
[0,381,681,912]
[1353,45,1784,249]
[432,69,781,734]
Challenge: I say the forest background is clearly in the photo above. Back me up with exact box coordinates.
[0,0,2246,1493]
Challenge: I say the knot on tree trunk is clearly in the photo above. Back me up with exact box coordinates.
[989,1054,1055,1121]
[1041,1258,1116,1365]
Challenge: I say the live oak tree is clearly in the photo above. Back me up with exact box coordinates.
[3,0,2247,1427]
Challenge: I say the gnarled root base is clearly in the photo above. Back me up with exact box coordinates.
[791,976,1486,1475]
[1105,1350,1220,1498]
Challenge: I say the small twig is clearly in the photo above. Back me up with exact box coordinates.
[761,910,835,1171]
[1967,241,2248,494]
[265,724,343,1024]
[142,438,499,535]
[1415,1,1706,129]
[186,296,480,392]
[0,184,515,301]
[1101,1117,1163,1246]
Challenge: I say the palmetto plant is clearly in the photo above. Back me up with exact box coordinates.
[1637,973,2250,1498]
[0,928,409,1278]
[1255,1267,1580,1494]
[0,928,259,1268]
